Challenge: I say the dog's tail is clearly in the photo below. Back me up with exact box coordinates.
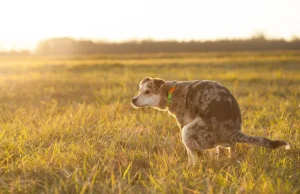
[231,132,290,149]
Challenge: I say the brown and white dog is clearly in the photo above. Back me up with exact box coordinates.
[131,77,290,166]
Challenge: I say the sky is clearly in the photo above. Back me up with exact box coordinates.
[0,0,299,51]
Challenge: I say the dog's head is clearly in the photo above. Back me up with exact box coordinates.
[131,77,166,109]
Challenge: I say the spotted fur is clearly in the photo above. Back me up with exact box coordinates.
[132,77,290,166]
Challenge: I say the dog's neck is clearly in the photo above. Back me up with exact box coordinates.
[165,81,177,94]
[155,81,177,111]
[165,81,177,108]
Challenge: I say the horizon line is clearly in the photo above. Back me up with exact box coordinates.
[1,34,300,52]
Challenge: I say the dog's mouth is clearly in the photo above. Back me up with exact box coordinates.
[131,102,148,108]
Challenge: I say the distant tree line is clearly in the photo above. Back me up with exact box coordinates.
[1,35,300,56]
[0,50,31,56]
[36,36,300,55]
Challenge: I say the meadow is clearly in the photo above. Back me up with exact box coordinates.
[0,51,299,193]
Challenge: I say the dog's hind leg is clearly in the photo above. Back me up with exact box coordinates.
[214,146,220,160]
[227,143,236,159]
[182,117,208,166]
[186,146,197,166]
[209,147,220,160]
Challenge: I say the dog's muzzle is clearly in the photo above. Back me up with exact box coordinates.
[131,97,138,106]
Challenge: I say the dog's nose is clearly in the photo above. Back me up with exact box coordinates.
[131,97,137,104]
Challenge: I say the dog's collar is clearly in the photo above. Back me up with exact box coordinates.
[167,86,176,107]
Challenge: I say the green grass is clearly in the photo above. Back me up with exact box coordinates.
[0,51,299,193]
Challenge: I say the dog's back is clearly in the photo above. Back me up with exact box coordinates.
[169,80,242,137]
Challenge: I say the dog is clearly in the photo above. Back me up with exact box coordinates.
[131,77,290,166]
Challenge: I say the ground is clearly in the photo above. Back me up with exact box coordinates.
[0,51,299,193]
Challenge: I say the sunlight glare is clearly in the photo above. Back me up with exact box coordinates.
[0,0,299,50]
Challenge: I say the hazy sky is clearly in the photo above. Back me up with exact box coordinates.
[0,0,299,50]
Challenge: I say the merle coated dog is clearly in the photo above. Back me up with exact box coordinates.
[132,77,290,166]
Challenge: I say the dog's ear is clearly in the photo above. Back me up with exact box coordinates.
[139,77,153,88]
[153,78,166,93]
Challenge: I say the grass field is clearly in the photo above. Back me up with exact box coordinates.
[0,51,299,193]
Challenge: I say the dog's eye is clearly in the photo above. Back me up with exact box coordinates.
[145,90,151,94]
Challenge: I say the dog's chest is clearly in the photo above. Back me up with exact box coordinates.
[168,109,192,128]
